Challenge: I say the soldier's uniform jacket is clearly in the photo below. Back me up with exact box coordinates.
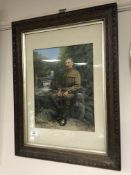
[62,68,81,94]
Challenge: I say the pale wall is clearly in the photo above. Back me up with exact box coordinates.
[0,0,131,175]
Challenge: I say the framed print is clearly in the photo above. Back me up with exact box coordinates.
[12,3,121,170]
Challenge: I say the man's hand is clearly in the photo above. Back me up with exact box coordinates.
[63,91,69,97]
[57,89,63,96]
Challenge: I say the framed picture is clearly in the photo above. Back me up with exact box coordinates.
[12,3,121,170]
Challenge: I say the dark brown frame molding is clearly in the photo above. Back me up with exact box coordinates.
[12,3,121,170]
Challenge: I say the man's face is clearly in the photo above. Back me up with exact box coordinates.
[65,59,73,70]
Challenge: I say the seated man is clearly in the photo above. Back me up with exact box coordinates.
[51,58,81,126]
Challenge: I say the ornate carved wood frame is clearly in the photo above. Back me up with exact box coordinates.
[12,3,121,170]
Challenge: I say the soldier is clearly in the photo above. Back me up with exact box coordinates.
[51,58,81,126]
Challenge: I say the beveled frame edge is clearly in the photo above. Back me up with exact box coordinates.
[12,3,121,170]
